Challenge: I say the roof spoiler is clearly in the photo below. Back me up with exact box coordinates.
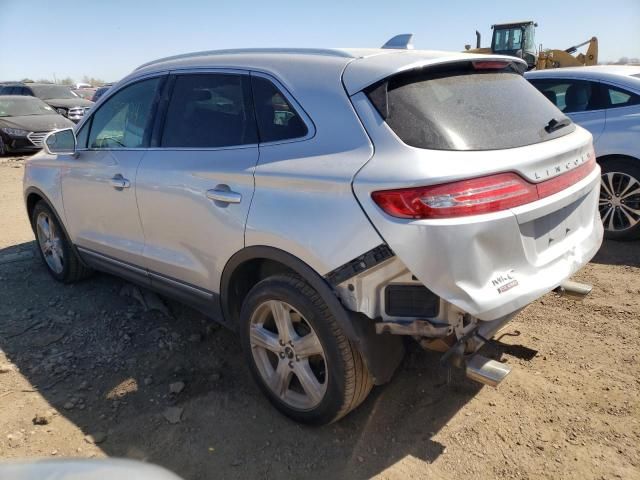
[381,34,414,50]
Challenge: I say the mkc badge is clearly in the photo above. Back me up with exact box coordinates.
[491,271,519,294]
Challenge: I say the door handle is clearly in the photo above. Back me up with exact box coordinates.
[206,187,242,204]
[109,174,130,190]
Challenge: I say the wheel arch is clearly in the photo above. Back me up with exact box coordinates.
[25,187,61,234]
[24,186,87,265]
[220,246,404,385]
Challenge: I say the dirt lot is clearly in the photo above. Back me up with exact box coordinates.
[0,155,638,479]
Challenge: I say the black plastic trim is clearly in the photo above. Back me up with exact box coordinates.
[385,284,440,317]
[325,244,394,286]
[77,246,223,322]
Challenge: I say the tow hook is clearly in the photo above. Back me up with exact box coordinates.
[553,280,592,300]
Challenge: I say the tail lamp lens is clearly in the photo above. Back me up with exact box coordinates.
[372,157,596,219]
[472,61,511,70]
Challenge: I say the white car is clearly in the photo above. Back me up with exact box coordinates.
[526,66,640,240]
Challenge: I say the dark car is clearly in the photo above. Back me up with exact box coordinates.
[0,95,74,154]
[91,83,113,102]
[0,83,93,123]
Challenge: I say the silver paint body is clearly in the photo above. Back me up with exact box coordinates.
[24,47,603,325]
[526,66,640,162]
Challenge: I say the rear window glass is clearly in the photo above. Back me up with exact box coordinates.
[366,63,575,151]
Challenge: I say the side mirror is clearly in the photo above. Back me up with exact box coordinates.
[43,128,77,155]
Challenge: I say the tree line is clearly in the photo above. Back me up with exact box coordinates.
[18,76,108,86]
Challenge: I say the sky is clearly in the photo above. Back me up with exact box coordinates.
[1,0,639,83]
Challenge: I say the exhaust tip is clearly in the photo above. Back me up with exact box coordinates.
[554,280,592,300]
[465,354,511,387]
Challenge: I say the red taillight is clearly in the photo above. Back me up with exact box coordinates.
[371,157,596,219]
[536,156,596,199]
[472,61,510,70]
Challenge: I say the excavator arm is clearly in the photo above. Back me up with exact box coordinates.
[537,37,598,69]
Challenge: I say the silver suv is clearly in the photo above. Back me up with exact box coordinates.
[24,38,603,424]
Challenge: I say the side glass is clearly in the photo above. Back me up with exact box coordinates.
[88,77,160,149]
[161,73,257,148]
[605,86,639,108]
[251,76,308,143]
[75,121,89,149]
[531,80,599,113]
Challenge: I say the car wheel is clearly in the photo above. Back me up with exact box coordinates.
[32,201,92,283]
[239,274,373,425]
[599,158,640,240]
[0,136,6,156]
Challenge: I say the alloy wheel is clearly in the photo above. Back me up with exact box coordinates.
[249,300,327,410]
[599,171,640,233]
[36,212,64,274]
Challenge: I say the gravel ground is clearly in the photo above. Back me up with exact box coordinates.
[0,155,639,479]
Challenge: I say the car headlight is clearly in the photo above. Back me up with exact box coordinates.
[0,127,29,137]
[56,108,67,115]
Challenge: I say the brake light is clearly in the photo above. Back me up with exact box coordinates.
[536,156,596,199]
[371,157,596,219]
[472,61,510,70]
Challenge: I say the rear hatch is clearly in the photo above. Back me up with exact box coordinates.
[348,55,603,320]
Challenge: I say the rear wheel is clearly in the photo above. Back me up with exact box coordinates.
[32,201,91,283]
[239,274,373,425]
[599,158,640,240]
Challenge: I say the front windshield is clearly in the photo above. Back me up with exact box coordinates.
[493,27,523,52]
[30,85,78,100]
[0,96,55,117]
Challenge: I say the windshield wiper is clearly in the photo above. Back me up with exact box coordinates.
[545,117,571,134]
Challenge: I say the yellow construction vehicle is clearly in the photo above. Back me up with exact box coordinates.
[536,37,598,69]
[464,21,598,70]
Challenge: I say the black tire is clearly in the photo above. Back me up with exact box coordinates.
[239,274,373,425]
[31,201,92,283]
[599,157,640,241]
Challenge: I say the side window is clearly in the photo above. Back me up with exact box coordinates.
[88,77,161,149]
[605,85,640,108]
[530,79,601,113]
[161,74,257,148]
[251,76,308,143]
[75,122,89,149]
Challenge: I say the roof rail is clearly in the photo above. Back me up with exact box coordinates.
[135,48,354,71]
[381,34,414,50]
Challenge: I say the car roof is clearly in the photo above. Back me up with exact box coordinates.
[526,65,640,88]
[132,47,526,95]
[0,94,45,102]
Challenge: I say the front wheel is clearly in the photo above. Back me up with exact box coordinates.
[599,158,640,240]
[32,201,92,283]
[239,274,373,425]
